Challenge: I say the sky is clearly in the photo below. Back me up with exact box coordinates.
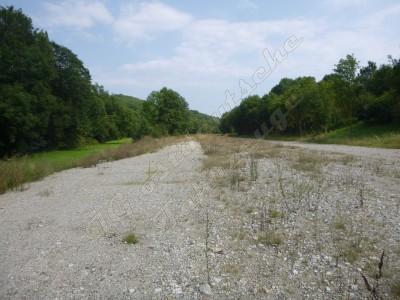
[1,0,400,116]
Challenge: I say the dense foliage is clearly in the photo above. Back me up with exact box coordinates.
[220,54,400,136]
[0,7,218,157]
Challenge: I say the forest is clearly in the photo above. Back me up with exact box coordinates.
[0,6,218,157]
[220,54,400,136]
[1,6,400,158]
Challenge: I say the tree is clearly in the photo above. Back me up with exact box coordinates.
[334,54,359,83]
[0,6,218,157]
[144,87,189,135]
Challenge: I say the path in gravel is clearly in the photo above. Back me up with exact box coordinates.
[0,141,211,299]
[268,140,400,161]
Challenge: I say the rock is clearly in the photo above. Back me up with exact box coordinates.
[128,288,135,294]
[213,277,222,284]
[172,285,182,295]
[154,288,162,293]
[199,283,212,295]
[262,287,272,294]
[214,247,223,254]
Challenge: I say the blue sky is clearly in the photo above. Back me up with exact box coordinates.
[1,0,400,115]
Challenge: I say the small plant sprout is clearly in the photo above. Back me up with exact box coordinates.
[123,232,138,245]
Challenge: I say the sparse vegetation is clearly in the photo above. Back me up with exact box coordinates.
[249,155,258,182]
[391,281,400,299]
[257,231,283,246]
[198,135,399,298]
[122,232,138,245]
[268,209,284,219]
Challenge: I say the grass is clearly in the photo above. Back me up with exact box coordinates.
[222,264,240,275]
[29,138,131,169]
[265,122,400,149]
[122,232,138,244]
[391,281,400,299]
[289,150,324,173]
[269,209,284,219]
[342,243,361,264]
[334,220,347,231]
[307,122,400,149]
[257,231,283,246]
[0,136,183,194]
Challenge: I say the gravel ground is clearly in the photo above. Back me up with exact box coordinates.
[0,139,399,299]
[267,140,400,161]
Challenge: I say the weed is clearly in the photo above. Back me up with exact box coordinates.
[391,281,400,298]
[334,220,347,231]
[222,264,240,275]
[202,155,231,170]
[343,244,360,264]
[122,232,138,244]
[290,150,323,173]
[250,155,258,182]
[361,250,385,299]
[269,209,284,219]
[204,208,211,284]
[257,231,283,247]
[231,231,246,241]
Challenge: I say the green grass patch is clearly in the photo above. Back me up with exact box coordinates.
[122,232,138,245]
[0,139,129,194]
[269,209,284,219]
[265,123,400,149]
[0,136,182,194]
[257,231,284,246]
[29,138,131,170]
[307,123,400,149]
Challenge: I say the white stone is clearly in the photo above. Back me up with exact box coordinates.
[199,283,212,295]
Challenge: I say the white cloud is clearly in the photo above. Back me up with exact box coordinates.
[69,1,398,114]
[41,0,113,29]
[120,17,317,78]
[113,2,192,42]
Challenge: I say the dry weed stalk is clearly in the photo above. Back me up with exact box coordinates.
[361,250,385,299]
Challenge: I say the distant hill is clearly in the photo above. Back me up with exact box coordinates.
[112,94,219,133]
[111,94,144,111]
[188,110,219,133]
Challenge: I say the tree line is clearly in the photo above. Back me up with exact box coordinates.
[0,7,218,157]
[220,54,400,136]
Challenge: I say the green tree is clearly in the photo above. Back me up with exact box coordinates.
[144,87,189,135]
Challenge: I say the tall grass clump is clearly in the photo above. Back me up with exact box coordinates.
[0,158,54,193]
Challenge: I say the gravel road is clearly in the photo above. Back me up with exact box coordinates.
[268,140,400,161]
[0,141,211,299]
[0,139,399,299]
